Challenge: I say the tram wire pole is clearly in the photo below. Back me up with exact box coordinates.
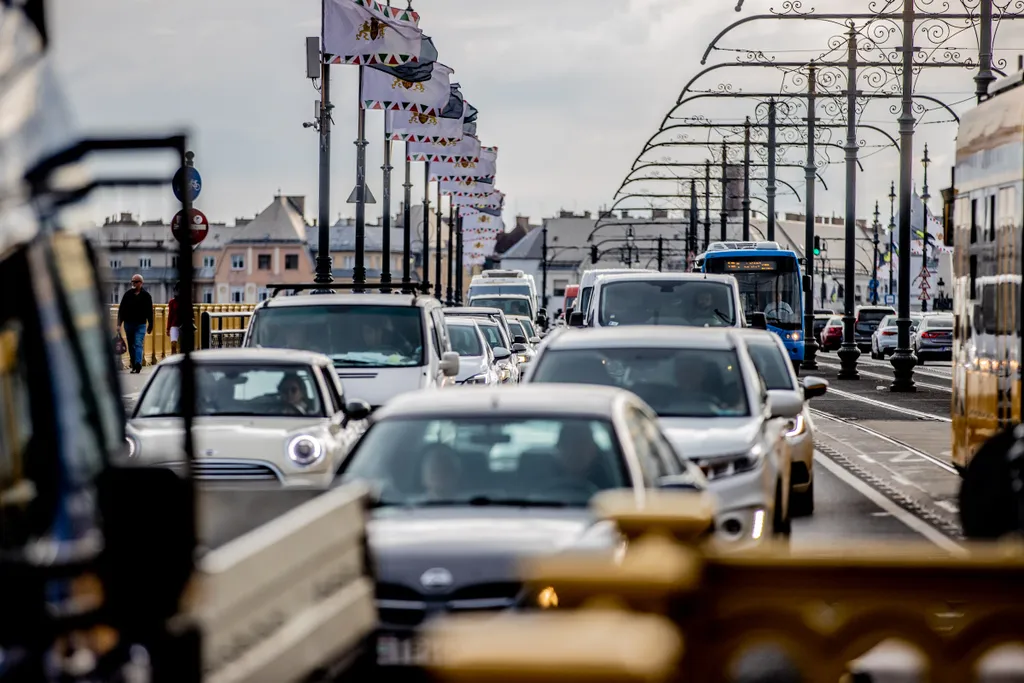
[401,144,413,293]
[434,183,443,300]
[720,141,728,240]
[872,200,881,306]
[742,117,751,242]
[421,163,431,294]
[920,143,931,312]
[766,98,777,241]
[353,66,367,293]
[802,61,820,371]
[380,115,393,292]
[703,161,712,250]
[314,48,333,285]
[838,23,861,379]
[888,181,896,301]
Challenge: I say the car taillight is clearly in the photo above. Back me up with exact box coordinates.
[921,331,939,338]
[882,330,896,336]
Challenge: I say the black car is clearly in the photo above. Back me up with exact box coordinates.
[333,384,706,668]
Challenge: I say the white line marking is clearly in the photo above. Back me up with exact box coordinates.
[816,361,951,392]
[825,386,953,423]
[935,500,960,514]
[811,409,958,474]
[813,452,965,555]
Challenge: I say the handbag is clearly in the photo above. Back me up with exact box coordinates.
[113,334,127,355]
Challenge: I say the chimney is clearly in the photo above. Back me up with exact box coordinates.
[583,210,592,219]
[558,210,573,218]
[516,215,530,231]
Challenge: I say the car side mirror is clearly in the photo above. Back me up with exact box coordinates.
[513,335,527,345]
[529,336,542,344]
[342,398,372,421]
[767,390,803,419]
[492,347,512,361]
[749,312,768,330]
[440,351,460,377]
[511,343,528,353]
[569,311,585,327]
[801,376,829,400]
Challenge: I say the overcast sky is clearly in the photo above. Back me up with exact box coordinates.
[48,0,1024,228]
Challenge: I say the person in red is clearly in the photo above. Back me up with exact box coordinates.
[166,282,180,355]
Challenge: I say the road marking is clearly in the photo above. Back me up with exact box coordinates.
[816,361,951,392]
[814,452,965,555]
[824,387,953,423]
[935,499,960,514]
[811,409,958,474]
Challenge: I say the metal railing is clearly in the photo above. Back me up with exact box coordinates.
[108,303,256,368]
[199,310,253,350]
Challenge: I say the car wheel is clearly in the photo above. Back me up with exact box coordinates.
[773,480,791,538]
[790,481,814,517]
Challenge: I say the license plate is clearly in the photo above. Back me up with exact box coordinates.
[939,346,950,352]
[377,635,430,666]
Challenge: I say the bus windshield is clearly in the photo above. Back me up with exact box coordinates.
[705,255,802,330]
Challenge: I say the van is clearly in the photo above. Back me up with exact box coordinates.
[576,268,656,319]
[242,292,460,410]
[580,272,746,329]
[469,270,537,304]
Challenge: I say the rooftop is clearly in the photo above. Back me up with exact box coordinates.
[542,326,738,351]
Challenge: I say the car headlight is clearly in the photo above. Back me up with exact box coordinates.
[287,435,324,466]
[125,435,137,458]
[785,331,801,341]
[499,366,511,381]
[518,585,560,609]
[536,586,558,608]
[695,444,764,481]
[517,354,530,363]
[785,413,807,438]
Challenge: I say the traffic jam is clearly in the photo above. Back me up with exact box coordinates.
[119,248,842,668]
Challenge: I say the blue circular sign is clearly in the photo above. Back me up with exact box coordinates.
[173,166,202,203]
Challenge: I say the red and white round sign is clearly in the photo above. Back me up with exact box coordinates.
[171,208,210,246]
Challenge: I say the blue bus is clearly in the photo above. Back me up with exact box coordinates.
[694,241,805,366]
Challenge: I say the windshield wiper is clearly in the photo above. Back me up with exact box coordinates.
[713,308,735,325]
[332,358,382,367]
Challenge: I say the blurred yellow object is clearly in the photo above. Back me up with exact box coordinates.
[108,303,255,368]
[536,586,558,609]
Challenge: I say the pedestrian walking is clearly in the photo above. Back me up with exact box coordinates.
[167,282,180,355]
[117,273,153,373]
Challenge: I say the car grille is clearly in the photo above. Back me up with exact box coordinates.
[376,581,522,628]
[161,459,282,483]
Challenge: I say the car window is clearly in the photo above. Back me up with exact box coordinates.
[448,324,483,356]
[321,365,344,412]
[247,304,424,368]
[340,416,628,507]
[744,340,796,391]
[477,322,504,350]
[471,297,532,317]
[599,280,736,327]
[136,364,324,417]
[530,347,750,418]
[431,308,451,353]
[519,319,537,337]
[507,321,525,340]
[828,316,842,326]
[925,316,953,329]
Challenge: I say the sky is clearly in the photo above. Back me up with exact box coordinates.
[47,0,1024,229]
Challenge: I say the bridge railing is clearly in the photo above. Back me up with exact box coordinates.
[108,304,256,367]
[423,490,1024,683]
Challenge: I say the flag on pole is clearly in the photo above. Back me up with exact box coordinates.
[440,177,494,195]
[407,134,481,162]
[440,84,465,119]
[453,190,503,208]
[462,211,504,234]
[322,0,422,66]
[463,120,477,137]
[459,205,502,218]
[388,109,463,143]
[366,35,437,82]
[361,62,453,114]
[463,101,478,124]
[431,147,496,179]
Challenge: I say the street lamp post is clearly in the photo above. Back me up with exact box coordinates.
[888,181,896,301]
[802,62,819,371]
[871,201,881,305]
[703,161,712,249]
[720,141,728,240]
[837,22,861,380]
[920,143,931,313]
[742,117,752,241]
[541,224,549,310]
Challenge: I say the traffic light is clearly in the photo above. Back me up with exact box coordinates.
[813,236,821,256]
[591,245,599,263]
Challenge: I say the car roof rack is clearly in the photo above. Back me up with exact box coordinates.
[269,282,420,297]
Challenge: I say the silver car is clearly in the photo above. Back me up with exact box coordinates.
[522,326,798,547]
[870,313,923,359]
[445,317,501,386]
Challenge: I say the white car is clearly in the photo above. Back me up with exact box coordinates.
[124,349,371,487]
[445,317,502,386]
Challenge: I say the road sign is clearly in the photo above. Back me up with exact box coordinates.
[884,294,896,305]
[172,166,202,203]
[171,208,210,246]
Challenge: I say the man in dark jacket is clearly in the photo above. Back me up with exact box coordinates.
[117,273,153,373]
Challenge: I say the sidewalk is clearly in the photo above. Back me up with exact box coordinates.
[120,365,155,399]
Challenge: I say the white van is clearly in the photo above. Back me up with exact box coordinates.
[575,268,656,319]
[243,292,459,410]
[579,272,747,329]
[469,270,538,309]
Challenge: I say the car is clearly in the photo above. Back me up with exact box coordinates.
[242,291,459,410]
[820,315,843,352]
[468,293,537,321]
[474,317,525,383]
[505,317,538,366]
[913,313,954,363]
[507,315,542,346]
[124,349,372,487]
[854,305,896,352]
[733,328,829,516]
[575,272,747,330]
[445,317,501,386]
[575,268,657,321]
[871,313,923,359]
[469,270,539,310]
[812,313,834,346]
[444,306,515,343]
[522,326,797,547]
[333,384,708,668]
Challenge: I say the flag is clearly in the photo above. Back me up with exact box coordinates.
[407,134,481,163]
[463,101,479,124]
[367,35,437,82]
[462,212,504,234]
[459,205,502,218]
[440,84,465,119]
[388,110,463,144]
[463,120,477,137]
[323,0,422,66]
[440,177,494,195]
[453,190,503,208]
[431,147,496,179]
[362,62,453,114]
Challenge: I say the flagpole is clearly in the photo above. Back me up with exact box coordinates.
[455,212,464,304]
[434,183,443,300]
[402,143,413,293]
[422,162,431,294]
[380,114,393,292]
[353,65,368,292]
[446,200,454,305]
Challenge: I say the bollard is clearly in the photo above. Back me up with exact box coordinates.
[200,311,211,350]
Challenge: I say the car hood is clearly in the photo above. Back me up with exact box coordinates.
[658,416,762,459]
[334,365,427,407]
[368,507,616,591]
[455,355,490,383]
[126,416,325,462]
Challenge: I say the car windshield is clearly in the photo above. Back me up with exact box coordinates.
[518,318,537,337]
[828,317,842,327]
[924,316,954,329]
[135,364,324,418]
[508,321,525,340]
[448,324,483,356]
[598,280,736,327]
[530,348,750,418]
[469,283,532,299]
[705,256,801,330]
[340,417,628,508]
[477,322,507,350]
[471,297,532,317]
[565,295,578,311]
[247,304,424,368]
[744,341,796,391]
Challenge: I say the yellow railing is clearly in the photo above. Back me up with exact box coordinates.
[109,304,255,368]
[424,491,1024,683]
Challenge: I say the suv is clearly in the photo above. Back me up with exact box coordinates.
[242,292,460,410]
[854,305,896,352]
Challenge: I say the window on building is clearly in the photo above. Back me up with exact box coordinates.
[110,290,120,304]
[171,256,179,268]
[203,255,216,268]
[257,287,271,302]
[343,255,354,268]
[139,258,152,269]
[285,254,299,270]
[230,286,245,303]
[109,259,122,269]
[258,254,272,270]
[553,279,568,297]
[201,287,214,304]
[231,254,245,270]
